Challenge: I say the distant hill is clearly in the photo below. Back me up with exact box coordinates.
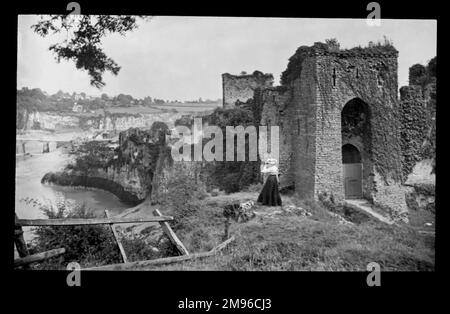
[17,87,222,114]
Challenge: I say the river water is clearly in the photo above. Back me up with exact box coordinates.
[15,148,130,242]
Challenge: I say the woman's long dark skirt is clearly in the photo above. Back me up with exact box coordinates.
[257,175,282,206]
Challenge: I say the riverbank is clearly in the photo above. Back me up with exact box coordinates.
[41,171,143,206]
[15,148,131,243]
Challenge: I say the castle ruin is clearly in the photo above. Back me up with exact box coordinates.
[222,71,274,109]
[222,41,410,222]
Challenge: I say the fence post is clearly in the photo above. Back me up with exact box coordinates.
[104,210,128,263]
[14,214,29,258]
[153,209,189,256]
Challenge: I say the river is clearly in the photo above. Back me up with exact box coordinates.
[15,148,130,243]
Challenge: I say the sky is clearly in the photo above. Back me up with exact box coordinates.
[17,16,437,101]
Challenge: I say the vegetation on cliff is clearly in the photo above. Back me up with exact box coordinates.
[66,141,115,174]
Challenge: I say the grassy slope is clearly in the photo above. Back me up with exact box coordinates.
[137,193,435,271]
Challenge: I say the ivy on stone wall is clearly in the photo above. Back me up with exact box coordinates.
[399,88,432,179]
[280,46,314,86]
[171,107,261,193]
[204,107,261,193]
[315,47,402,184]
[280,40,404,184]
[401,58,436,177]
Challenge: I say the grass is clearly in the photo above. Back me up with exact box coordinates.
[26,180,434,271]
[146,195,434,271]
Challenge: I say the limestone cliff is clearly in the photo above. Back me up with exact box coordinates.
[42,126,172,205]
[17,109,185,133]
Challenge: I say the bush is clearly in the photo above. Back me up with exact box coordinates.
[155,170,202,232]
[29,201,121,269]
[28,200,166,269]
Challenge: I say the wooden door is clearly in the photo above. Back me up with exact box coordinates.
[343,163,362,198]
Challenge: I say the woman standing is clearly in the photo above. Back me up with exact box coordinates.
[257,158,282,206]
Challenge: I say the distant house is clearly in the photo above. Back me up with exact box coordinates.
[72,103,84,113]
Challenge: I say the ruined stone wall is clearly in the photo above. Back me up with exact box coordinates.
[399,86,429,179]
[222,71,274,109]
[291,58,318,199]
[257,86,293,188]
[311,47,406,219]
[271,42,406,219]
[399,74,436,183]
[221,41,415,221]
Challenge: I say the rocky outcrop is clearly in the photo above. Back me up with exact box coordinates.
[40,122,207,206]
[42,126,171,205]
[17,110,186,133]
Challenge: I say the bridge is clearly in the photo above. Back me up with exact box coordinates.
[16,138,71,155]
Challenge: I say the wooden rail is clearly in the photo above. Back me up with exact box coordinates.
[104,210,128,263]
[14,207,219,270]
[15,216,173,227]
[14,248,66,267]
[153,209,189,256]
[84,236,235,271]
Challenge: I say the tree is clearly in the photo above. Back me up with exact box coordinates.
[31,15,152,88]
[325,38,340,52]
[427,57,436,78]
[115,94,134,106]
[409,64,427,86]
[143,96,153,106]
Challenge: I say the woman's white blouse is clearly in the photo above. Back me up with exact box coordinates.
[261,164,278,175]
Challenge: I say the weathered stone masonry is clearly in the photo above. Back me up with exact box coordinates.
[223,42,410,221]
[222,71,274,109]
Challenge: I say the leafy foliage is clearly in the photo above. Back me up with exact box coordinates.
[156,168,203,232]
[400,58,436,178]
[31,15,151,88]
[280,45,313,86]
[27,199,172,269]
[409,57,437,89]
[29,201,122,269]
[66,141,115,175]
[203,107,261,193]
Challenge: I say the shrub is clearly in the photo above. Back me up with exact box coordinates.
[155,169,202,232]
[29,201,121,269]
[28,199,166,269]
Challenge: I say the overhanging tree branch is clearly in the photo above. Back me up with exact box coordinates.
[31,15,152,88]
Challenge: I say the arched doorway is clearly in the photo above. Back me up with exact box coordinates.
[342,143,362,198]
[341,97,371,199]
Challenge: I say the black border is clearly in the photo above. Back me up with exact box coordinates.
[6,0,446,310]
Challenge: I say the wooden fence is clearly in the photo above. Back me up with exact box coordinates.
[14,212,180,268]
[14,210,234,270]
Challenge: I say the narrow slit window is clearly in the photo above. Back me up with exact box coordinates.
[332,68,337,87]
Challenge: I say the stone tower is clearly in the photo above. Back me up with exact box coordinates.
[222,71,274,109]
[234,41,408,222]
